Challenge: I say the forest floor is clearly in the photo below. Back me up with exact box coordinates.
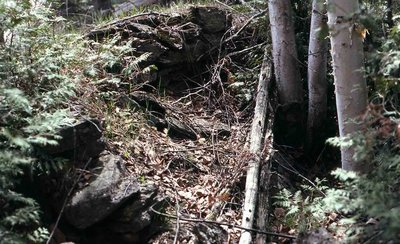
[70,3,335,243]
[77,70,256,242]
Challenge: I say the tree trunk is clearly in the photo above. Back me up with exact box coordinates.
[255,120,274,244]
[269,0,304,148]
[239,53,272,244]
[327,0,368,172]
[386,0,394,29]
[306,0,328,152]
[268,0,303,105]
[0,28,4,45]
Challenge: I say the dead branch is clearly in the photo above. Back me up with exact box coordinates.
[149,205,296,240]
[239,51,272,244]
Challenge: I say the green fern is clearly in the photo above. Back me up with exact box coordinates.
[274,178,328,233]
[0,0,90,242]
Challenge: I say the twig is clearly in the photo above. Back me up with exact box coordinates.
[196,9,268,62]
[226,43,265,58]
[223,9,268,44]
[149,205,297,240]
[162,145,218,153]
[274,150,326,197]
[46,158,93,244]
[173,195,180,244]
[171,88,204,105]
[213,0,238,12]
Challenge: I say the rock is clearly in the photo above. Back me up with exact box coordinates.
[159,222,228,244]
[65,153,140,229]
[296,228,334,244]
[86,7,232,93]
[42,119,105,161]
[192,118,231,138]
[107,184,165,234]
[81,184,165,244]
[192,223,228,244]
[166,117,198,140]
[119,92,166,115]
[119,93,231,140]
[190,7,231,33]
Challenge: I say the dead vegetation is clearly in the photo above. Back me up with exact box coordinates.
[68,4,296,243]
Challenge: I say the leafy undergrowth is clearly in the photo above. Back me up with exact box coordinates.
[78,58,252,242]
[69,3,270,242]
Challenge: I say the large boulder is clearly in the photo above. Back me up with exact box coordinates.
[72,184,165,244]
[42,119,106,161]
[65,153,140,229]
[103,184,166,243]
[87,6,232,93]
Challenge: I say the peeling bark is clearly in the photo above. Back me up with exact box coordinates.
[255,121,274,244]
[239,52,272,244]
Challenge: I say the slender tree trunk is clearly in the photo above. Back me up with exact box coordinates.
[328,0,368,172]
[269,0,302,105]
[239,53,272,244]
[0,28,4,45]
[386,0,394,29]
[306,0,328,151]
[269,0,304,147]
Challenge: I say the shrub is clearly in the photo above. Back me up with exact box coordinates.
[0,0,88,242]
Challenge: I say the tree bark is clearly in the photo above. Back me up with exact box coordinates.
[306,0,328,151]
[0,28,4,45]
[327,0,368,172]
[268,0,303,105]
[269,0,304,148]
[239,53,272,244]
[255,119,274,244]
[386,0,394,29]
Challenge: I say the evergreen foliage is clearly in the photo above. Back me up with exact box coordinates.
[276,16,400,242]
[324,24,400,238]
[274,178,327,233]
[0,0,398,242]
[0,0,88,242]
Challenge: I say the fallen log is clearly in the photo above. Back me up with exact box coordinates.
[239,51,273,244]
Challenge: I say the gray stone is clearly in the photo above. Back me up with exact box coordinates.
[65,154,140,229]
[296,228,334,244]
[86,7,232,93]
[42,119,105,161]
[190,7,231,33]
[107,184,165,233]
[192,223,228,244]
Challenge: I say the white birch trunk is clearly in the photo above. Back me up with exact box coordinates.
[268,0,302,105]
[328,0,368,172]
[306,0,328,148]
[239,54,271,244]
